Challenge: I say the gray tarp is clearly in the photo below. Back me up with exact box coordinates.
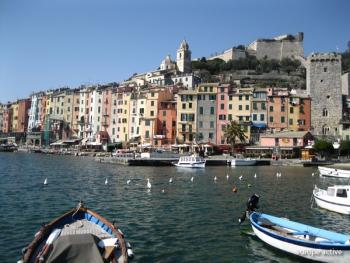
[47,234,104,263]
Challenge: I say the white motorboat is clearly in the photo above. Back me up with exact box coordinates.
[318,166,350,178]
[230,154,256,166]
[173,155,206,168]
[313,185,350,215]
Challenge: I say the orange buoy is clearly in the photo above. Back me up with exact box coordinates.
[232,186,238,193]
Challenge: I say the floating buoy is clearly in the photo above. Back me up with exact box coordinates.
[127,179,131,185]
[190,177,194,183]
[127,248,134,259]
[147,178,151,189]
[43,178,48,185]
[169,178,173,183]
[232,186,238,193]
[226,174,230,180]
[161,189,165,193]
[105,178,108,185]
[254,173,257,178]
[214,176,217,182]
[239,175,243,180]
[311,172,315,177]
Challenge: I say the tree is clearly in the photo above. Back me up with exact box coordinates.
[224,120,247,154]
[340,140,350,157]
[313,139,334,159]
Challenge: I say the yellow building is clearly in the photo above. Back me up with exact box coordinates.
[176,89,198,143]
[228,88,253,142]
[11,102,19,132]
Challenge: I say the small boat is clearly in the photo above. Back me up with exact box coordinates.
[239,194,350,263]
[313,185,350,214]
[173,155,206,168]
[230,154,256,166]
[19,202,132,263]
[318,166,350,178]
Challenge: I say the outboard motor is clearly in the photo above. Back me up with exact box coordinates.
[238,194,260,224]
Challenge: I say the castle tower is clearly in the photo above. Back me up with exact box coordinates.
[306,53,342,137]
[176,40,191,73]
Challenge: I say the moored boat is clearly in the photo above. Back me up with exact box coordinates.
[18,202,133,263]
[173,155,206,168]
[318,166,350,178]
[313,185,350,215]
[239,194,350,263]
[230,154,256,166]
[250,212,350,263]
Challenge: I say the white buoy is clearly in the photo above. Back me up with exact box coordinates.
[239,175,243,180]
[161,189,165,193]
[190,177,194,183]
[311,172,315,177]
[214,176,217,182]
[105,178,108,185]
[44,178,48,185]
[226,174,230,180]
[276,172,281,177]
[169,178,173,183]
[147,178,151,189]
[127,179,131,185]
[254,173,257,178]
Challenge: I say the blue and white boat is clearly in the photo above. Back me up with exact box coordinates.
[250,212,350,262]
[19,202,133,263]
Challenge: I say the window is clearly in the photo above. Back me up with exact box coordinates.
[229,104,232,110]
[199,107,204,115]
[245,116,249,121]
[209,132,214,139]
[253,102,257,110]
[239,95,242,101]
[210,121,214,128]
[221,104,224,110]
[239,116,243,121]
[209,95,216,100]
[151,92,155,97]
[221,95,225,100]
[239,105,242,111]
[253,114,257,121]
[245,95,249,100]
[198,95,202,100]
[229,95,233,101]
[269,106,273,112]
[275,138,279,146]
[219,114,226,120]
[260,114,265,121]
[150,110,154,116]
[145,120,150,126]
[189,103,192,109]
[163,111,166,117]
[261,102,266,110]
[181,113,187,121]
[151,101,154,106]
[210,107,215,115]
[221,124,226,131]
[336,189,347,198]
[281,106,285,112]
[293,138,297,146]
[220,87,225,93]
[182,103,186,109]
[245,105,249,110]
[189,114,195,122]
[289,119,293,125]
[290,107,294,114]
[182,124,186,132]
[281,116,285,123]
[209,87,213,92]
[324,67,327,72]
[199,121,203,128]
[228,114,232,120]
[300,106,305,114]
[269,116,274,122]
[322,108,328,117]
[145,130,150,138]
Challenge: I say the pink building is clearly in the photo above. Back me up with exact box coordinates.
[216,84,231,145]
[260,131,314,148]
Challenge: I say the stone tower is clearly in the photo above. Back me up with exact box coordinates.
[176,40,191,73]
[306,53,342,137]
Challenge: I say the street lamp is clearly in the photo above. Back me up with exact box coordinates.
[333,140,340,160]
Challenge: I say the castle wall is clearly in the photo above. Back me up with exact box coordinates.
[306,53,342,136]
[252,40,303,60]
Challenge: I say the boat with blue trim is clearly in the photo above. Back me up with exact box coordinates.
[173,155,206,168]
[239,194,350,262]
[18,202,133,263]
[250,212,350,262]
[313,185,350,215]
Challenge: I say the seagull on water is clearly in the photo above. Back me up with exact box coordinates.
[169,178,173,183]
[226,174,230,180]
[276,172,282,178]
[311,172,315,177]
[161,189,165,193]
[239,175,243,180]
[214,176,217,182]
[105,178,108,185]
[44,178,48,185]
[254,173,257,178]
[147,178,151,189]
[190,177,194,183]
[127,179,131,185]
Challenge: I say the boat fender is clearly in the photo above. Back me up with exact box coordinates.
[21,247,27,255]
[127,248,134,259]
[126,242,132,249]
[46,229,62,245]
[34,231,41,237]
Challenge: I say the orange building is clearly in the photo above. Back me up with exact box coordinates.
[157,100,177,146]
[17,99,31,133]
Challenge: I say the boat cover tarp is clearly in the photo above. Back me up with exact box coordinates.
[46,234,104,263]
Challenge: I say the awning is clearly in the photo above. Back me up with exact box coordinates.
[50,140,64,146]
[252,122,267,129]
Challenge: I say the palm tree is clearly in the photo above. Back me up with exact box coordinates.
[224,120,247,155]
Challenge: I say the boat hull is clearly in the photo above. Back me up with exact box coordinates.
[174,162,206,168]
[318,166,350,178]
[313,189,350,215]
[231,159,256,166]
[250,213,350,263]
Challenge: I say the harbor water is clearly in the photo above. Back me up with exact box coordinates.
[1,152,350,263]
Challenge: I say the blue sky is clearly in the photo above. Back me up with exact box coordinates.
[0,0,349,102]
